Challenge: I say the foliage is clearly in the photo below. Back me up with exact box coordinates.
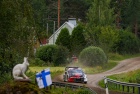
[36,45,57,62]
[85,0,115,47]
[38,0,91,35]
[114,29,140,54]
[53,46,69,66]
[31,0,49,40]
[0,81,92,94]
[98,26,119,53]
[0,70,91,94]
[79,46,108,66]
[0,81,46,94]
[0,72,12,85]
[85,24,140,55]
[30,58,46,66]
[105,69,140,84]
[121,0,140,36]
[108,53,123,60]
[62,0,90,22]
[86,0,114,27]
[36,45,69,66]
[30,67,64,79]
[55,28,71,50]
[71,24,86,56]
[0,0,34,75]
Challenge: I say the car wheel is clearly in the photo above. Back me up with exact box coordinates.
[63,75,66,82]
[64,79,66,82]
[84,81,87,84]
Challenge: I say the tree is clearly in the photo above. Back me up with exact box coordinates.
[0,0,34,75]
[85,0,115,46]
[121,0,140,36]
[98,26,119,53]
[55,28,71,50]
[71,24,86,56]
[31,0,48,44]
[43,0,91,34]
[114,29,140,54]
[62,0,90,22]
[86,0,114,27]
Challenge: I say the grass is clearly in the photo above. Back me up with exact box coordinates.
[108,53,140,61]
[49,87,92,94]
[105,69,140,83]
[28,53,140,80]
[1,53,140,93]
[27,67,64,80]
[98,53,140,93]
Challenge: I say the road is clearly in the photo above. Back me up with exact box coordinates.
[53,57,140,94]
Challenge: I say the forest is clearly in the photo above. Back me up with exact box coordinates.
[0,0,140,82]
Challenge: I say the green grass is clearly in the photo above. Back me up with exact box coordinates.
[108,53,140,61]
[27,53,140,93]
[98,70,140,93]
[106,69,140,83]
[1,53,140,93]
[98,53,140,93]
[49,87,92,94]
[27,67,64,80]
[28,53,140,78]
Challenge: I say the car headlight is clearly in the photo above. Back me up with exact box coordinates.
[84,74,87,78]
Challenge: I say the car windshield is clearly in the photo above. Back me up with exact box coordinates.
[68,69,83,75]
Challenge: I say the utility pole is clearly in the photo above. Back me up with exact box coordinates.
[46,23,48,36]
[58,0,60,28]
[53,21,55,44]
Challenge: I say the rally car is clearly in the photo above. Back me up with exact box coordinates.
[63,67,87,84]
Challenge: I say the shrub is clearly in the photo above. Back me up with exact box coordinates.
[30,58,46,66]
[79,46,107,66]
[53,46,69,66]
[36,45,69,66]
[36,45,57,63]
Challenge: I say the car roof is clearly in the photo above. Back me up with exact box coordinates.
[66,67,82,71]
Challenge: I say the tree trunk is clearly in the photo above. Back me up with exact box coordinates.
[116,11,121,29]
[134,19,138,36]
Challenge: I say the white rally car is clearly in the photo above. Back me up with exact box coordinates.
[63,67,87,84]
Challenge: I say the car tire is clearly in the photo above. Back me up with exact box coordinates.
[63,75,66,82]
[84,81,87,84]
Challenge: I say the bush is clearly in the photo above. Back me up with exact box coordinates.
[53,46,69,66]
[36,45,69,66]
[30,58,46,66]
[79,46,107,66]
[36,45,58,63]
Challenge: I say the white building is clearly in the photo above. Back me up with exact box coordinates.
[48,18,77,44]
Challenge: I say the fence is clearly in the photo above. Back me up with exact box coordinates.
[104,77,140,94]
[49,82,97,94]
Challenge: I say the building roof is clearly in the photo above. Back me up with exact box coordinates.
[48,22,75,40]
